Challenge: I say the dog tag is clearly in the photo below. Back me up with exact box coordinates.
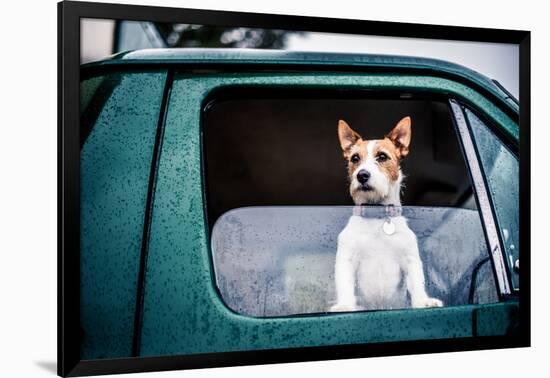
[383,219,395,235]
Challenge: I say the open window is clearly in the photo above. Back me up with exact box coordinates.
[203,88,500,317]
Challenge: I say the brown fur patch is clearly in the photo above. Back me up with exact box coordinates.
[373,139,401,181]
[344,140,369,179]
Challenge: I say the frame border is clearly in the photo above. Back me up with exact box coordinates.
[58,1,530,376]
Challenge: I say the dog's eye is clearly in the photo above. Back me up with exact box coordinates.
[377,152,389,162]
[350,154,360,163]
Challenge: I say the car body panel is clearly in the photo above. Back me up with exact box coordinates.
[139,72,517,356]
[80,71,167,359]
[82,48,519,121]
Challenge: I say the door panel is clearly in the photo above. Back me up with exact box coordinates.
[140,72,518,356]
[80,71,167,359]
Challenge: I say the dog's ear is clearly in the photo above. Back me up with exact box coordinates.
[386,116,412,158]
[338,120,362,151]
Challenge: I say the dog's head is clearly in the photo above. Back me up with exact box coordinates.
[338,117,412,205]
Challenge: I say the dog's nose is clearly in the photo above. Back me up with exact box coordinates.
[357,170,370,184]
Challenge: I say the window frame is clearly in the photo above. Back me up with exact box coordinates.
[449,99,516,297]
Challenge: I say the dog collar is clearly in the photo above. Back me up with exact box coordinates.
[352,204,402,218]
[352,204,402,235]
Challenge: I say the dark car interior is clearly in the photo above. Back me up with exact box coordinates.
[203,89,474,227]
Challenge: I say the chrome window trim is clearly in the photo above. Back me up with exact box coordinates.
[449,99,512,295]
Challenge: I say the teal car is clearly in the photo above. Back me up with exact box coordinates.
[79,48,521,361]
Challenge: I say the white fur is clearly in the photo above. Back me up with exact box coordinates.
[331,141,443,312]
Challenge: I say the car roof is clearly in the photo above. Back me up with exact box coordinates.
[82,48,519,115]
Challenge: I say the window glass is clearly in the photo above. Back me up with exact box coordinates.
[465,109,519,289]
[211,206,497,317]
[80,71,167,358]
[204,94,502,317]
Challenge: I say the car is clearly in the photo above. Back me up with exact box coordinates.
[79,48,519,360]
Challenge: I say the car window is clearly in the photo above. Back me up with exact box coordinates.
[80,71,167,358]
[465,109,519,289]
[203,93,499,317]
[211,206,497,317]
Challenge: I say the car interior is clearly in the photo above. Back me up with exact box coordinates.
[203,90,474,227]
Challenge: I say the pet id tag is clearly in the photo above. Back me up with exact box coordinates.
[383,218,395,235]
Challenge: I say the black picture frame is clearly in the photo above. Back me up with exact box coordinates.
[58,1,530,376]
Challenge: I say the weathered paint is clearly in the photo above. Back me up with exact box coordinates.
[80,71,167,359]
[139,72,518,357]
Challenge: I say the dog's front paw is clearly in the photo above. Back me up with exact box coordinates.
[330,303,361,312]
[413,297,443,308]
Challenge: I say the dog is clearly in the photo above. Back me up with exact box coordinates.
[330,117,443,312]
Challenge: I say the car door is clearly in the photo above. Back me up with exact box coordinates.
[136,70,519,357]
[79,70,168,359]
